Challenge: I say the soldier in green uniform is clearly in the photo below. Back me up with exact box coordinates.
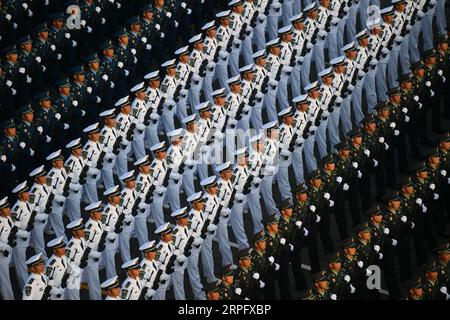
[218,265,236,300]
[309,271,333,300]
[263,214,280,299]
[251,231,277,300]
[233,248,262,300]
[422,49,443,135]
[353,223,376,299]
[403,278,424,300]
[205,281,221,300]
[0,119,19,197]
[420,261,442,300]
[425,149,445,236]
[437,134,450,229]
[323,251,355,300]
[435,243,450,289]
[339,237,364,298]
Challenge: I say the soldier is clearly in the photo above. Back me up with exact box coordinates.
[118,171,138,263]
[323,251,355,300]
[101,275,121,300]
[154,222,175,300]
[45,237,68,298]
[138,241,160,300]
[404,278,424,300]
[129,82,148,161]
[134,156,153,246]
[309,271,333,300]
[218,265,237,300]
[98,109,118,190]
[113,28,135,80]
[120,258,142,300]
[143,71,163,143]
[171,208,190,300]
[15,104,41,173]
[0,119,19,194]
[33,91,57,159]
[420,261,442,300]
[265,38,281,81]
[114,96,133,178]
[234,248,264,299]
[81,123,103,204]
[63,139,84,222]
[251,231,278,300]
[205,280,221,300]
[435,243,450,289]
[65,218,85,300]
[0,197,14,300]
[69,65,97,129]
[149,142,169,228]
[22,253,51,300]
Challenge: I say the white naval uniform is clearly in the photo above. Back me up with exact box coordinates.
[0,216,14,300]
[45,254,68,293]
[99,125,118,190]
[120,276,142,300]
[115,112,132,178]
[101,203,120,278]
[230,164,250,250]
[172,224,190,299]
[139,258,159,299]
[64,155,84,221]
[82,140,102,204]
[166,144,184,211]
[119,187,136,262]
[150,159,168,228]
[22,272,49,300]
[201,192,220,284]
[154,240,174,300]
[187,208,207,300]
[130,97,147,160]
[135,172,152,244]
[29,183,50,257]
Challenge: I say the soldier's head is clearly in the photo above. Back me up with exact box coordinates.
[227,76,241,93]
[294,184,308,202]
[107,284,121,299]
[265,124,279,140]
[252,231,266,251]
[322,72,334,86]
[437,244,450,264]
[279,108,294,126]
[413,63,425,77]
[122,173,136,189]
[206,281,221,300]
[123,258,141,279]
[306,84,320,100]
[236,149,249,166]
[4,47,18,63]
[37,27,49,41]
[117,33,129,46]
[133,85,147,101]
[400,177,414,196]
[193,38,204,52]
[88,206,103,222]
[320,0,330,8]
[142,7,154,21]
[154,148,167,160]
[327,252,341,271]
[0,197,11,218]
[128,18,141,33]
[141,241,158,261]
[119,100,132,115]
[306,7,319,20]
[424,50,436,66]
[426,149,441,166]
[67,218,85,239]
[295,98,310,113]
[105,185,121,205]
[137,158,152,175]
[172,207,189,227]
[240,66,255,82]
[400,75,413,91]
[356,224,372,242]
[336,142,351,159]
[18,37,33,53]
[156,223,173,243]
[189,193,205,211]
[220,265,235,285]
[381,9,394,24]
[385,191,401,211]
[253,53,266,68]
[204,22,217,39]
[27,254,45,274]
[218,11,231,27]
[231,1,244,14]
[87,129,101,143]
[264,214,279,234]
[312,272,329,291]
[250,135,264,153]
[369,208,383,224]
[361,115,376,133]
[422,262,438,281]
[50,14,65,29]
[218,162,233,181]
[407,280,423,299]
[13,182,30,202]
[48,237,66,257]
[268,42,281,56]
[30,165,47,186]
[439,135,450,152]
[308,171,322,188]
[344,46,358,61]
[394,0,406,13]
[237,248,253,268]
[415,165,428,180]
[102,111,116,128]
[437,35,449,52]
[280,29,293,43]
[154,0,164,8]
[205,181,219,196]
[279,199,293,218]
[348,128,363,146]
[213,89,226,106]
[356,31,369,47]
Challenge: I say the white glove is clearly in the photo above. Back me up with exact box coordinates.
[289,244,294,252]
[378,136,385,144]
[46,136,52,143]
[11,88,17,95]
[309,205,316,213]
[72,100,78,107]
[343,183,349,191]
[86,87,93,94]
[87,26,93,33]
[133,56,138,64]
[36,126,43,134]
[344,275,351,283]
[357,170,362,179]
[324,192,331,200]
[430,89,435,97]
[57,54,62,60]
[160,32,165,39]
[400,215,407,223]
[383,227,390,235]
[101,18,106,24]
[155,24,161,31]
[391,239,398,246]
[72,40,77,47]
[174,20,179,28]
[235,288,242,296]
[35,56,41,63]
[414,95,419,102]
[19,67,26,74]
[410,222,415,229]
[102,74,109,81]
[364,149,370,157]
[389,122,396,129]
[401,107,408,114]
[425,81,431,87]
[352,162,358,169]
[350,284,356,294]
[330,294,337,300]
[27,9,33,17]
[418,102,423,109]
[166,12,172,18]
[96,96,101,103]
[80,110,86,117]
[268,256,275,264]
[394,130,400,136]
[374,245,380,252]
[295,221,302,229]
[187,8,192,14]
[11,164,16,172]
[145,44,152,50]
[6,80,12,87]
[131,48,137,56]
[315,215,321,223]
[181,2,187,9]
[440,286,448,294]
[280,238,286,245]
[440,170,447,177]
[65,32,71,39]
[365,268,372,277]
[110,81,115,89]
[19,142,26,149]
[95,6,101,13]
[5,14,11,21]
[29,148,35,156]
[433,193,439,200]
[404,115,410,123]
[329,200,335,207]
[384,143,389,150]
[259,280,265,288]
[336,176,343,184]
[55,113,61,121]
[26,75,32,83]
[415,198,423,205]
[64,123,70,130]
[373,159,378,167]
[378,253,384,260]
[22,2,28,10]
[274,263,280,271]
[303,228,309,237]
[124,70,130,76]
[252,272,260,280]
[429,183,436,190]
[117,61,124,69]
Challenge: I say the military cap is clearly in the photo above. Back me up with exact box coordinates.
[330,55,346,67]
[237,248,253,260]
[67,218,84,230]
[249,133,264,144]
[17,35,32,45]
[167,128,184,140]
[12,181,29,194]
[375,101,389,111]
[26,253,45,267]
[126,16,141,25]
[99,40,113,51]
[278,25,293,35]
[354,222,371,234]
[195,101,211,112]
[130,82,146,93]
[212,88,226,98]
[182,114,197,124]
[174,46,189,56]
[134,155,150,167]
[216,162,232,173]
[293,94,309,104]
[187,192,204,203]
[83,122,100,134]
[421,261,438,273]
[17,104,33,115]
[335,141,351,150]
[29,165,46,178]
[201,176,218,189]
[85,201,103,212]
[367,18,381,29]
[201,20,216,31]
[139,240,157,253]
[144,70,160,80]
[303,2,317,12]
[341,42,357,53]
[436,33,448,45]
[411,61,425,70]
[49,12,65,21]
[113,28,129,39]
[423,49,436,58]
[46,149,64,161]
[205,281,221,292]
[355,29,369,40]
[120,171,136,182]
[55,78,70,88]
[304,81,320,91]
[289,13,305,23]
[150,141,166,153]
[161,59,177,69]
[115,96,130,108]
[425,148,440,159]
[399,176,413,188]
[278,198,293,211]
[318,67,334,78]
[234,147,249,158]
[35,23,49,33]
[140,4,153,14]
[278,107,293,118]
[103,185,121,197]
[361,114,376,125]
[226,75,241,85]
[85,53,100,63]
[155,222,172,235]
[262,121,279,131]
[380,6,393,15]
[383,190,401,202]
[239,64,254,74]
[307,169,321,181]
[399,73,413,82]
[322,154,336,165]
[411,161,428,173]
[66,138,82,150]
[266,38,281,48]
[311,271,328,282]
[47,236,65,249]
[293,183,308,194]
[216,10,231,18]
[439,133,450,143]
[101,276,120,290]
[264,213,279,225]
[171,207,189,219]
[121,257,140,270]
[326,251,341,263]
[35,91,51,101]
[365,204,382,217]
[435,243,450,254]
[392,0,406,5]
[220,265,235,277]
[69,65,84,75]
[340,237,357,248]
[388,86,401,96]
[188,34,203,44]
[0,197,10,210]
[2,45,17,56]
[251,231,266,244]
[404,278,422,290]
[99,108,116,119]
[228,0,243,7]
[252,49,266,60]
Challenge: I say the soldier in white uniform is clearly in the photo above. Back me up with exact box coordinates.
[188,34,206,108]
[278,26,294,66]
[120,258,142,300]
[291,95,310,185]
[138,241,159,300]
[215,163,234,267]
[154,222,175,300]
[22,253,50,300]
[159,60,178,133]
[11,181,33,289]
[118,171,138,262]
[130,82,148,160]
[303,3,319,42]
[171,208,190,300]
[303,82,322,173]
[101,275,121,300]
[215,10,232,90]
[201,21,219,104]
[265,38,281,80]
[102,186,122,278]
[199,177,220,284]
[248,136,266,236]
[277,108,295,202]
[84,201,103,300]
[99,109,119,190]
[186,192,207,300]
[82,123,103,204]
[46,150,69,241]
[0,197,14,300]
[195,102,214,182]
[166,129,184,211]
[174,47,193,122]
[238,64,254,131]
[315,68,335,159]
[144,71,163,148]
[211,88,228,132]
[45,237,68,299]
[149,142,168,228]
[114,96,133,178]
[260,122,280,215]
[28,166,51,258]
[228,0,245,76]
[65,218,86,300]
[180,115,198,198]
[63,140,84,222]
[134,156,152,246]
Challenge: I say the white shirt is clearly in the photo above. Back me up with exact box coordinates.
[84,218,103,250]
[150,159,167,186]
[22,273,48,300]
[66,237,86,266]
[45,254,68,287]
[82,140,103,167]
[11,200,32,230]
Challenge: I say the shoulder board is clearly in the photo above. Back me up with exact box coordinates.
[28,278,35,285]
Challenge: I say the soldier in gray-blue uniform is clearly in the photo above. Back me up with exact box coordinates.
[0,119,20,194]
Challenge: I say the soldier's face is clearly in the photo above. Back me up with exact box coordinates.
[92,211,102,221]
[329,262,341,271]
[121,104,132,114]
[143,11,154,20]
[104,48,114,57]
[53,20,64,29]
[293,22,304,30]
[39,31,49,40]
[426,271,438,281]
[155,0,164,7]
[72,148,82,157]
[157,150,166,159]
[230,83,241,93]
[241,258,252,268]
[120,36,129,45]
[201,110,212,119]
[417,170,428,179]
[440,252,450,263]
[402,81,412,91]
[7,53,18,62]
[167,67,176,77]
[234,4,244,14]
[125,180,136,189]
[430,155,440,165]
[380,109,390,118]
[268,223,278,233]
[179,54,189,64]
[389,200,401,210]
[187,122,196,132]
[74,229,85,238]
[105,118,116,128]
[60,87,71,96]
[150,79,161,88]
[140,165,151,175]
[221,170,233,181]
[131,24,141,32]
[383,14,393,24]
[19,190,30,201]
[297,193,307,202]
[257,57,266,66]
[244,72,254,81]
[34,263,45,274]
[416,68,425,77]
[129,268,140,278]
[360,231,371,241]
[283,33,293,42]
[109,287,121,297]
[194,42,204,52]
[298,103,309,113]
[371,214,383,224]
[5,127,16,136]
[284,116,294,126]
[257,240,266,250]
[311,178,321,188]
[339,149,350,158]
[22,43,32,52]
[145,251,157,260]
[208,186,218,195]
[359,38,369,47]
[207,291,220,300]
[310,89,320,99]
[403,185,414,195]
[321,0,330,8]
[53,159,64,169]
[162,233,172,242]
[271,46,281,56]
[55,247,66,257]
[220,18,230,27]
[74,73,85,83]
[223,275,234,284]
[136,91,147,100]
[214,96,226,106]
[193,201,205,211]
[409,287,423,297]
[325,163,335,171]
[0,207,11,217]
[395,3,405,12]
[36,175,47,185]
[283,207,293,217]
[178,217,189,226]
[345,247,356,256]
[316,280,329,290]
[323,76,333,86]
[207,29,217,38]
[440,141,450,151]
[352,136,363,145]
[439,42,448,51]
[90,132,100,142]
[110,195,121,205]
[426,56,436,65]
